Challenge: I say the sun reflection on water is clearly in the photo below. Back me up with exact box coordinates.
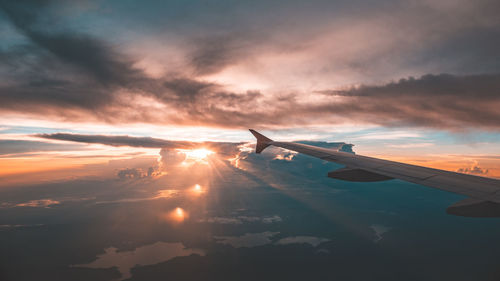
[191,183,205,195]
[165,207,188,223]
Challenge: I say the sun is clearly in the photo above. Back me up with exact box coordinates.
[184,148,214,161]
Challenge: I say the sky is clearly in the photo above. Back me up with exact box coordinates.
[1,1,500,280]
[0,0,499,182]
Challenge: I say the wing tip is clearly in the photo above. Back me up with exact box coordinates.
[249,129,273,153]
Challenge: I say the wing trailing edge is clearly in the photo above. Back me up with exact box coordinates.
[328,167,393,182]
[446,198,500,217]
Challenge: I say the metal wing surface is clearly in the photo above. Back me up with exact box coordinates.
[249,129,500,217]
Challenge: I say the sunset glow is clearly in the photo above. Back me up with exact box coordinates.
[1,1,500,279]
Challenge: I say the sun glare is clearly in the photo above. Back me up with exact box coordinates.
[185,148,214,160]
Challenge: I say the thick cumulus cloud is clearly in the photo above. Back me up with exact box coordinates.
[159,148,186,169]
[1,0,500,130]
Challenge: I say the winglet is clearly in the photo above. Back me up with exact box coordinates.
[249,129,273,153]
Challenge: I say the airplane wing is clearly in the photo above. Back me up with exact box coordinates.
[249,129,500,217]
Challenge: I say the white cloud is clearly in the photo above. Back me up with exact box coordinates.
[371,224,391,243]
[214,232,279,248]
[388,143,434,148]
[354,131,423,140]
[199,215,283,225]
[275,236,329,247]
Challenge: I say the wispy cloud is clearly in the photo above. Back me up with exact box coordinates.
[14,199,60,208]
[387,143,434,148]
[214,232,279,248]
[199,215,282,225]
[353,131,423,140]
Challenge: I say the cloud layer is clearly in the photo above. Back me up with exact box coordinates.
[1,0,499,130]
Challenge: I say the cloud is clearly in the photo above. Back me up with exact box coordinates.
[117,168,146,179]
[14,199,60,208]
[36,133,243,155]
[214,232,330,248]
[36,133,246,172]
[0,224,44,229]
[274,151,297,161]
[199,215,283,225]
[95,189,179,204]
[275,236,329,247]
[314,73,500,130]
[1,1,500,131]
[214,232,279,248]
[387,143,434,148]
[457,165,489,175]
[187,34,251,75]
[260,215,283,223]
[0,1,141,86]
[159,148,186,169]
[0,140,83,155]
[37,133,192,148]
[201,217,242,225]
[371,224,391,243]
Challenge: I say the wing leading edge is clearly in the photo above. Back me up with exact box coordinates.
[249,129,500,217]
